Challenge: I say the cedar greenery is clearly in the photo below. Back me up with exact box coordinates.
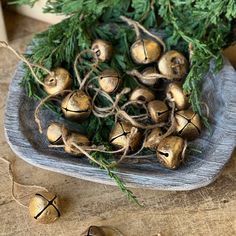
[10,0,236,204]
[90,152,143,207]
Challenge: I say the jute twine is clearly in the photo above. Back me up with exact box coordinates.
[0,156,48,208]
[0,41,53,86]
[120,16,166,51]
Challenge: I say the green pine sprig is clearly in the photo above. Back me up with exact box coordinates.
[155,0,236,126]
[90,152,143,206]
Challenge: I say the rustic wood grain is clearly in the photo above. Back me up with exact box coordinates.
[0,11,235,236]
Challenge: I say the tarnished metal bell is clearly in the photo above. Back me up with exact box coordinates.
[64,132,90,156]
[175,109,201,140]
[131,39,161,64]
[144,127,163,148]
[61,90,92,121]
[130,87,155,104]
[98,69,121,93]
[148,100,169,123]
[91,39,113,62]
[109,122,142,152]
[44,68,72,95]
[139,67,160,86]
[83,225,123,236]
[46,122,65,144]
[156,136,185,169]
[29,191,60,224]
[166,82,190,110]
[85,226,105,236]
[158,50,188,80]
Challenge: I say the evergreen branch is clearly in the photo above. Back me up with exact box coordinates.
[44,0,121,16]
[155,0,236,126]
[20,14,92,98]
[90,152,142,206]
[108,168,143,206]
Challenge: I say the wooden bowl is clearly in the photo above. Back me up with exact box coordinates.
[4,59,236,190]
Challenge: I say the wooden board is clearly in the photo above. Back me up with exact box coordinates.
[4,51,236,191]
[0,11,236,236]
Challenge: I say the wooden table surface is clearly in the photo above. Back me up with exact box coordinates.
[0,11,236,236]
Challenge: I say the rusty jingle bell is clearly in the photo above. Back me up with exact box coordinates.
[158,50,188,80]
[144,127,163,149]
[139,66,160,86]
[98,69,121,93]
[131,38,161,64]
[64,132,90,156]
[166,82,190,110]
[43,68,72,95]
[130,87,155,104]
[61,90,92,121]
[85,226,105,236]
[29,191,61,224]
[84,225,124,236]
[109,121,142,152]
[175,109,201,140]
[46,122,65,145]
[156,136,185,169]
[148,100,169,123]
[91,39,113,62]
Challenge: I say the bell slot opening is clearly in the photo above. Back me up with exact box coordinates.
[138,95,147,102]
[141,39,148,61]
[178,122,189,135]
[158,150,169,157]
[157,109,169,116]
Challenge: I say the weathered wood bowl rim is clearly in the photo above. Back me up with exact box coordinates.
[4,59,236,191]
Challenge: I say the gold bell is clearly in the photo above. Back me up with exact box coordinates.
[83,225,123,236]
[43,68,72,95]
[61,90,92,121]
[130,87,155,104]
[148,100,169,123]
[156,136,185,169]
[166,82,190,110]
[131,39,161,64]
[29,191,61,224]
[175,109,201,140]
[46,122,65,144]
[64,132,90,156]
[144,127,163,148]
[85,226,105,236]
[98,69,121,93]
[158,50,188,80]
[91,39,113,62]
[109,122,142,152]
[139,67,160,86]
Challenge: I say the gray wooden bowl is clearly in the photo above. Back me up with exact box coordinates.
[4,59,236,190]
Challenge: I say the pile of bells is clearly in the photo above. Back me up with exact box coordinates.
[42,37,202,170]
